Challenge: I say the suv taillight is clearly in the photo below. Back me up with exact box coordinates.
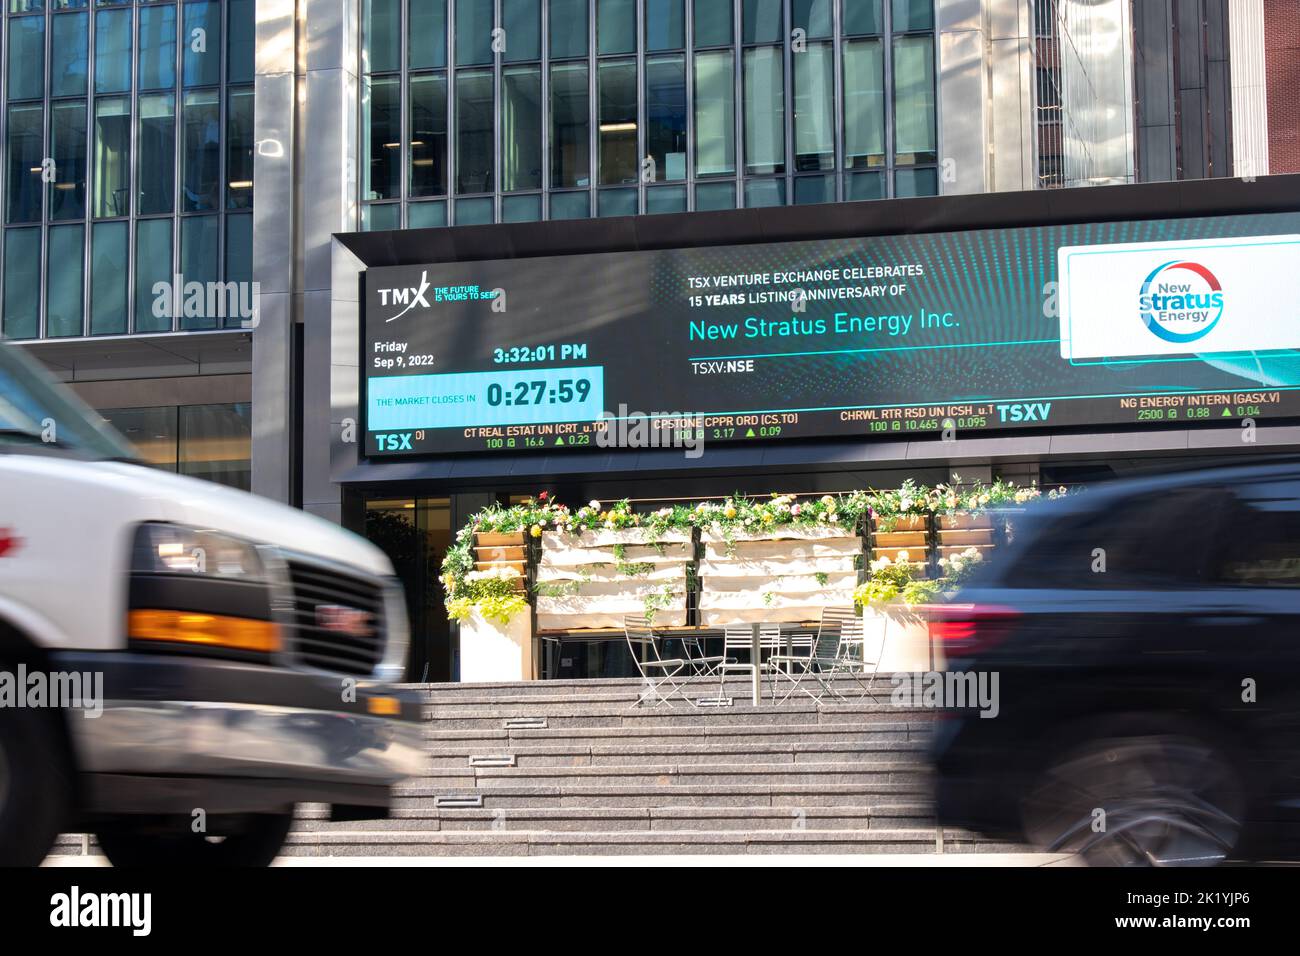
[929,604,1020,656]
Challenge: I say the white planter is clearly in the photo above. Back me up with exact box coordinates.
[542,528,691,549]
[861,606,940,673]
[459,608,536,682]
[700,524,856,543]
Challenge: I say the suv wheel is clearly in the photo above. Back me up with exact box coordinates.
[96,812,295,867]
[1022,729,1245,866]
[0,704,71,866]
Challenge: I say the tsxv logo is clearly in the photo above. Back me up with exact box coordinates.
[378,270,431,322]
[1137,260,1224,344]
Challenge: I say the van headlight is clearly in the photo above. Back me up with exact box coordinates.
[131,522,270,581]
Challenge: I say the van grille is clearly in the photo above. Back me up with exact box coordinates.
[286,560,386,676]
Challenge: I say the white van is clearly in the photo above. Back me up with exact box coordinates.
[0,340,423,865]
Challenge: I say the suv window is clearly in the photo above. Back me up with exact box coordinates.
[1211,480,1300,587]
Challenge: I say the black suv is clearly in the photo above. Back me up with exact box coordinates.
[931,461,1300,865]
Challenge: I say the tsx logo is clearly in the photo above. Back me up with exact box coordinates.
[378,270,431,322]
[1137,260,1224,343]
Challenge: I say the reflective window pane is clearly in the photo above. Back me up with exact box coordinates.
[101,406,177,470]
[743,0,782,43]
[892,0,934,32]
[502,0,540,61]
[95,8,132,93]
[364,0,400,72]
[598,188,636,217]
[51,11,89,97]
[893,34,936,163]
[6,105,44,223]
[794,173,834,204]
[135,217,174,332]
[694,50,734,176]
[138,93,176,214]
[844,38,884,168]
[846,169,883,200]
[694,0,732,47]
[93,96,132,218]
[598,60,637,186]
[549,191,589,220]
[501,193,541,222]
[363,76,400,200]
[744,177,784,206]
[409,0,447,69]
[598,0,635,55]
[455,0,493,65]
[695,180,735,210]
[90,220,128,334]
[47,224,86,337]
[843,0,883,35]
[549,0,588,58]
[407,200,447,228]
[182,89,221,211]
[180,403,252,490]
[227,0,255,83]
[455,69,494,193]
[645,0,684,50]
[179,214,218,329]
[226,87,254,208]
[646,56,687,181]
[138,3,178,90]
[410,73,448,197]
[454,196,492,224]
[502,66,542,191]
[224,212,252,326]
[794,42,834,171]
[550,62,590,188]
[2,228,41,339]
[361,202,400,230]
[792,0,831,37]
[646,184,686,213]
[183,1,222,87]
[51,100,89,220]
[895,166,937,196]
[743,46,784,175]
[8,16,45,101]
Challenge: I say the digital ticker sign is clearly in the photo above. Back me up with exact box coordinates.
[362,212,1300,457]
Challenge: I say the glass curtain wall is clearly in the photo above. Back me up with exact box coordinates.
[360,0,937,227]
[1,0,256,340]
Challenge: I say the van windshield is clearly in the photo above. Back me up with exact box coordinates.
[0,340,138,461]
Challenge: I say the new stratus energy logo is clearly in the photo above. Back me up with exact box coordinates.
[1137,260,1224,343]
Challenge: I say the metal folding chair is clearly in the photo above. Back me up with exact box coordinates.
[624,616,722,708]
[769,607,880,703]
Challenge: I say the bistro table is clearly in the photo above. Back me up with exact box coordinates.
[741,621,813,706]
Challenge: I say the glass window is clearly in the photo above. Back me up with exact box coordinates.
[501,193,541,222]
[794,173,834,203]
[135,217,174,332]
[598,188,636,217]
[792,0,831,37]
[227,0,255,83]
[138,3,178,90]
[843,0,883,34]
[645,56,687,182]
[743,46,784,175]
[138,93,176,214]
[361,202,400,230]
[794,42,834,171]
[6,105,44,224]
[894,166,936,196]
[8,0,46,12]
[694,50,734,176]
[364,0,401,72]
[2,228,41,340]
[646,184,686,213]
[502,66,542,191]
[363,76,401,200]
[893,34,936,163]
[744,177,784,206]
[180,214,218,329]
[95,8,132,93]
[598,60,637,186]
[410,73,448,197]
[598,0,635,55]
[694,0,732,47]
[407,200,447,228]
[646,0,684,50]
[50,100,89,221]
[695,180,735,210]
[93,96,131,218]
[90,220,128,334]
[743,0,782,43]
[455,0,493,65]
[224,212,252,326]
[182,89,221,211]
[183,1,222,87]
[549,191,589,220]
[51,11,89,97]
[846,169,883,199]
[455,69,494,193]
[892,0,934,32]
[844,38,884,168]
[454,196,492,224]
[47,224,86,337]
[226,87,254,208]
[502,0,540,61]
[550,62,590,188]
[549,0,588,57]
[101,406,178,470]
[180,403,252,490]
[8,16,45,101]
[409,0,447,69]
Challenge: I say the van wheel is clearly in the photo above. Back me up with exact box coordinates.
[96,812,294,867]
[0,705,71,866]
[1022,729,1244,866]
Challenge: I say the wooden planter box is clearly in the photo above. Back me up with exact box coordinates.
[473,531,528,590]
[873,514,928,533]
[937,513,993,531]
[475,531,526,548]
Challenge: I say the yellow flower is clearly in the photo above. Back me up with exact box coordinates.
[724,506,737,519]
[530,524,542,538]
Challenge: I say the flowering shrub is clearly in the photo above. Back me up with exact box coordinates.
[854,553,940,609]
[938,546,985,585]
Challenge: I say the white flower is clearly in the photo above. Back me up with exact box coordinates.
[589,499,601,510]
[897,550,910,563]
[900,497,912,511]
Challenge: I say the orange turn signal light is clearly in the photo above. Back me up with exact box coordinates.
[128,609,281,654]
[367,696,401,716]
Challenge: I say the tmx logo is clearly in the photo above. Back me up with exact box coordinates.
[378,270,431,322]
